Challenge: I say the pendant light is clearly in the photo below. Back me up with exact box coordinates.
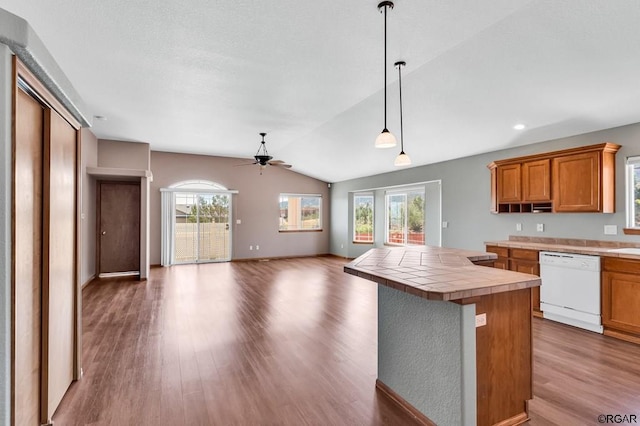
[375,1,397,149]
[394,60,411,166]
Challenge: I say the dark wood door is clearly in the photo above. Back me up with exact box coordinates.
[98,182,140,274]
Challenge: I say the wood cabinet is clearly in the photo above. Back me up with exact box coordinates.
[497,164,521,203]
[522,159,551,202]
[486,246,541,316]
[553,151,602,212]
[602,257,640,344]
[488,143,619,214]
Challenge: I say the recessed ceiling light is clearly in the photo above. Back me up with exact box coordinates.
[513,123,526,130]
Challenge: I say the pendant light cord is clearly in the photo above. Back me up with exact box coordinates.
[398,63,403,152]
[383,5,388,129]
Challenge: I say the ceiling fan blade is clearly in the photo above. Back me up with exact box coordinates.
[234,162,258,167]
[268,159,285,164]
[271,163,292,168]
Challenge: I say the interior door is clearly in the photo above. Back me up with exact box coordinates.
[14,86,44,426]
[42,108,77,420]
[98,181,141,274]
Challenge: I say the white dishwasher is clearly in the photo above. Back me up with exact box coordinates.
[539,251,602,333]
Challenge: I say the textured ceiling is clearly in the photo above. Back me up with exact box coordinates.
[2,0,640,182]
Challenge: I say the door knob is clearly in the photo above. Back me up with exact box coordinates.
[102,231,106,235]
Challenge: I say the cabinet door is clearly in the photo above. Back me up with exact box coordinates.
[552,151,600,212]
[497,164,521,203]
[602,271,640,335]
[509,257,540,313]
[522,159,551,202]
[485,245,508,269]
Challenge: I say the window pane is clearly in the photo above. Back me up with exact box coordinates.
[385,188,426,246]
[407,191,425,245]
[387,194,406,245]
[354,194,374,242]
[634,164,640,227]
[279,194,322,231]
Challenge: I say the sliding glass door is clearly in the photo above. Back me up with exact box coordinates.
[174,192,231,263]
[386,188,425,245]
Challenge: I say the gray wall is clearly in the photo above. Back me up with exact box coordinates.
[331,123,640,257]
[150,151,330,263]
[378,285,476,426]
[0,43,12,426]
[80,128,98,286]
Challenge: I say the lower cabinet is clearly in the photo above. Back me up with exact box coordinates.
[486,246,541,317]
[602,258,640,344]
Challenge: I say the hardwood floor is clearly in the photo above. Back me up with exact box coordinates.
[53,256,640,425]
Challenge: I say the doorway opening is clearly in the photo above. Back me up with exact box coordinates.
[161,180,235,265]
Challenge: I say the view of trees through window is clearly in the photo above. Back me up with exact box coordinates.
[279,194,322,231]
[633,164,640,227]
[354,194,374,242]
[386,190,425,245]
[174,193,231,262]
[185,195,229,223]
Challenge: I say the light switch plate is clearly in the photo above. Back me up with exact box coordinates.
[442,221,449,229]
[604,225,617,235]
[236,219,242,224]
[516,223,522,231]
[475,313,487,328]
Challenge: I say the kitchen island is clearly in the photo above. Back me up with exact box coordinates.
[344,246,541,426]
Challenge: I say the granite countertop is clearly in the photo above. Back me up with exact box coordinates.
[485,236,640,260]
[344,246,540,302]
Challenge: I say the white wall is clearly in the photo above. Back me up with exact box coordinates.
[331,123,640,258]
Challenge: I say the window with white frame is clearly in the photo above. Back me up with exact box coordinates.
[353,193,374,243]
[385,187,425,245]
[279,194,322,231]
[626,156,640,228]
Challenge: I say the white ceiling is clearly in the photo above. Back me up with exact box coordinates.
[2,0,640,182]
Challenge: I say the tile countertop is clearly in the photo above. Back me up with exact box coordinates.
[344,246,540,302]
[485,236,640,260]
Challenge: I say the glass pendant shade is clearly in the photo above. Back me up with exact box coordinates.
[375,128,397,148]
[394,151,411,166]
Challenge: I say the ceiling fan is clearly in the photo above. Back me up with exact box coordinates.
[237,133,292,173]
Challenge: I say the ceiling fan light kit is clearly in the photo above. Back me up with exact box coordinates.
[237,132,291,174]
[375,0,397,149]
[394,60,411,167]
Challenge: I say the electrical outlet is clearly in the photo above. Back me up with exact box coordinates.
[442,221,449,229]
[516,223,522,231]
[249,245,253,250]
[604,225,618,235]
[256,245,259,250]
[341,244,344,249]
[236,219,241,224]
[536,223,544,232]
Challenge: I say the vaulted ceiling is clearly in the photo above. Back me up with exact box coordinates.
[2,0,640,182]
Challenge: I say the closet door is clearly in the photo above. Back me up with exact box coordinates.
[42,108,77,420]
[14,86,45,426]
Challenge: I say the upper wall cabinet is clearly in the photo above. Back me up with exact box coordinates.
[488,143,620,214]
